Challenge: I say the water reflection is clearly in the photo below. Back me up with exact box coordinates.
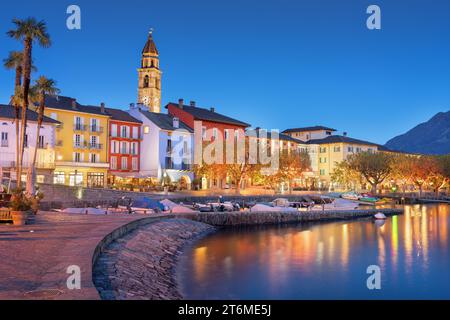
[180,205,450,299]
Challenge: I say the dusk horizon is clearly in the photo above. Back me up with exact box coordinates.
[1,0,450,145]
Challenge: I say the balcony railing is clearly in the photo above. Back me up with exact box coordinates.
[73,124,87,131]
[90,126,104,133]
[73,143,86,149]
[1,141,8,147]
[89,143,103,150]
[110,132,142,140]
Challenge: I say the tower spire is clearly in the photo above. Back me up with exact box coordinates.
[138,30,162,113]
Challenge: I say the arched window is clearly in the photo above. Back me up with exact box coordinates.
[143,75,149,88]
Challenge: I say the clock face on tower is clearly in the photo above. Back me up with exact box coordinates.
[142,96,150,106]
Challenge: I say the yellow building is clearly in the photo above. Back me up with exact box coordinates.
[283,126,380,189]
[41,95,110,187]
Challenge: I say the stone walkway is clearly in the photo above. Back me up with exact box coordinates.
[93,219,215,300]
[0,212,162,300]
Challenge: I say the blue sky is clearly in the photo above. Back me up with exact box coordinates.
[1,0,449,144]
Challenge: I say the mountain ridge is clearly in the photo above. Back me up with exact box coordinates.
[385,110,450,155]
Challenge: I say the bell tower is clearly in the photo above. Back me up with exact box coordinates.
[138,29,162,113]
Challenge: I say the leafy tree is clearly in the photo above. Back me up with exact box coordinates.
[346,151,393,194]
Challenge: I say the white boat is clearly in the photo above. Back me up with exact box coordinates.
[341,192,360,201]
[311,198,359,211]
[374,212,387,220]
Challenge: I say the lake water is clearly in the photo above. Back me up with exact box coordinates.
[178,204,450,299]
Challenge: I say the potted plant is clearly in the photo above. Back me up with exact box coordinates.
[10,188,33,226]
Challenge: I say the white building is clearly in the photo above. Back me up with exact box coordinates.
[0,104,60,184]
[128,105,194,188]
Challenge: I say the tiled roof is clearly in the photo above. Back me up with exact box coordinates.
[0,104,60,124]
[44,95,109,116]
[140,110,193,132]
[246,128,303,143]
[306,135,379,146]
[142,33,158,55]
[167,103,251,128]
[105,108,142,124]
[282,126,337,133]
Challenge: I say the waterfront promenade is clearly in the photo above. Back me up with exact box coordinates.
[0,212,164,300]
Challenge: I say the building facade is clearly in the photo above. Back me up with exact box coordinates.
[137,31,162,113]
[42,95,110,188]
[283,126,382,189]
[106,108,142,184]
[167,99,251,189]
[128,105,194,188]
[0,104,60,184]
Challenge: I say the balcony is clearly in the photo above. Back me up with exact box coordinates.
[90,125,104,134]
[89,143,103,150]
[73,124,87,132]
[1,141,8,148]
[73,143,86,150]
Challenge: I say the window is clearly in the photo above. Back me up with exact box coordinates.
[132,157,138,170]
[368,148,373,153]
[53,171,65,184]
[131,142,138,155]
[110,156,117,170]
[235,129,239,139]
[166,139,172,154]
[90,136,98,148]
[320,157,327,163]
[132,127,139,139]
[143,126,150,134]
[70,173,83,186]
[326,131,332,135]
[38,135,45,148]
[121,141,128,154]
[75,116,83,130]
[87,173,104,188]
[202,127,207,139]
[320,169,326,176]
[121,126,129,138]
[90,153,97,163]
[224,129,229,140]
[111,124,117,137]
[74,134,82,147]
[24,134,28,147]
[74,152,81,162]
[121,157,128,170]
[356,147,362,153]
[1,132,8,147]
[91,118,99,132]
[348,146,354,153]
[212,128,218,140]
[143,75,149,88]
[334,146,341,152]
[36,175,45,184]
[320,147,327,153]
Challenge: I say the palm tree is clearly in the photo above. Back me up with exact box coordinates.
[31,76,59,169]
[7,17,51,185]
[3,51,37,180]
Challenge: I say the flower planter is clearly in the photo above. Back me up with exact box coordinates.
[11,211,31,226]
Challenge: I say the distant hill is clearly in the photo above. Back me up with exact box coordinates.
[385,110,450,155]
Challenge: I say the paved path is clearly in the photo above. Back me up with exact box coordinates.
[0,212,158,300]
